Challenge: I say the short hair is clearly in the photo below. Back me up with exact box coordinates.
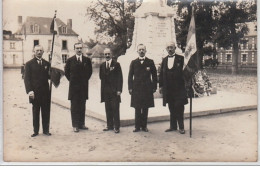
[137,44,146,50]
[33,45,44,51]
[74,42,83,49]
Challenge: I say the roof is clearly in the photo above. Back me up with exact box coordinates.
[15,16,78,36]
[89,44,108,58]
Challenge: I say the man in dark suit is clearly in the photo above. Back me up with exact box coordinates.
[99,48,123,133]
[65,43,92,132]
[128,44,157,132]
[159,42,188,134]
[24,45,51,137]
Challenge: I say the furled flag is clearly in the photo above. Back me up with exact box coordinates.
[50,14,64,87]
[183,8,200,83]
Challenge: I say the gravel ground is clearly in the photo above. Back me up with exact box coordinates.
[2,69,258,163]
[208,72,257,95]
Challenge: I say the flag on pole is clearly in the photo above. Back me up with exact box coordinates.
[183,8,199,83]
[50,16,64,87]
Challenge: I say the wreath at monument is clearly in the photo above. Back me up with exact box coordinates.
[191,70,212,97]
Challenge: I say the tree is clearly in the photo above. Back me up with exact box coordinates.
[168,0,219,69]
[85,38,98,49]
[215,0,256,74]
[87,0,141,58]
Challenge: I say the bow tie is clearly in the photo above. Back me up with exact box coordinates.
[168,55,175,58]
[140,59,144,61]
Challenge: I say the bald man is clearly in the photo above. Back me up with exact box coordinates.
[159,42,188,134]
[24,45,51,137]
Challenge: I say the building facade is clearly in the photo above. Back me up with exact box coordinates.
[3,31,24,67]
[204,22,257,69]
[3,16,80,67]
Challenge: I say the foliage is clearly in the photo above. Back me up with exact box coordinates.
[85,38,98,49]
[87,0,141,57]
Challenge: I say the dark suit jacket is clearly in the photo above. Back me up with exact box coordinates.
[24,57,50,104]
[64,55,92,100]
[159,54,188,106]
[128,57,157,108]
[99,60,123,103]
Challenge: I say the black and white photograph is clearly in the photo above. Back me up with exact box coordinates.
[1,0,258,163]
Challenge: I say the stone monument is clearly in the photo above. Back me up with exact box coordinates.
[118,0,179,100]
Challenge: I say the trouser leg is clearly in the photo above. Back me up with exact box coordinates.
[141,108,148,129]
[71,96,80,127]
[105,100,114,129]
[32,103,40,134]
[174,102,185,130]
[41,101,50,133]
[168,103,177,130]
[135,108,141,129]
[111,99,120,130]
[79,99,86,127]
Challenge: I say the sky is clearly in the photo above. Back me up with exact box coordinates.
[3,0,97,41]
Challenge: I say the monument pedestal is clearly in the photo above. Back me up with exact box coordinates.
[118,0,180,103]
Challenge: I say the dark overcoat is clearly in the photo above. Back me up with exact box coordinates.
[99,60,123,103]
[64,55,92,100]
[159,55,188,106]
[128,57,157,108]
[24,57,50,104]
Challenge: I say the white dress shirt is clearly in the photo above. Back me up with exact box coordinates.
[76,54,82,62]
[139,56,146,64]
[167,54,175,69]
[106,59,112,68]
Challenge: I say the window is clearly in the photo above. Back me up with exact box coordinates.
[226,54,232,62]
[10,42,15,49]
[61,26,67,34]
[30,25,34,33]
[242,54,247,62]
[34,24,39,33]
[62,54,68,63]
[30,24,39,33]
[62,40,68,50]
[34,40,39,47]
[242,43,246,50]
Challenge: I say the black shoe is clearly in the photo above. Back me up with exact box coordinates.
[165,128,177,132]
[31,133,38,137]
[73,127,79,132]
[79,125,88,130]
[142,128,149,132]
[179,129,185,134]
[103,127,113,131]
[133,128,140,132]
[114,129,120,133]
[43,132,52,136]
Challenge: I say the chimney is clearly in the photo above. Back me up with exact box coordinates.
[18,16,22,25]
[67,19,72,29]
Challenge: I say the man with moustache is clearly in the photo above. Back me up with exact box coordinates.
[65,42,92,132]
[159,42,188,134]
[128,44,157,132]
[99,48,123,133]
[24,45,51,137]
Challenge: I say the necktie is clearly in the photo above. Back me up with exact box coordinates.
[106,62,109,69]
[38,59,42,65]
[77,57,81,62]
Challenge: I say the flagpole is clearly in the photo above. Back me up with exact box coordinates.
[190,79,192,138]
[49,10,57,114]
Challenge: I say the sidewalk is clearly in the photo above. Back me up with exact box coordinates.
[52,77,257,126]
